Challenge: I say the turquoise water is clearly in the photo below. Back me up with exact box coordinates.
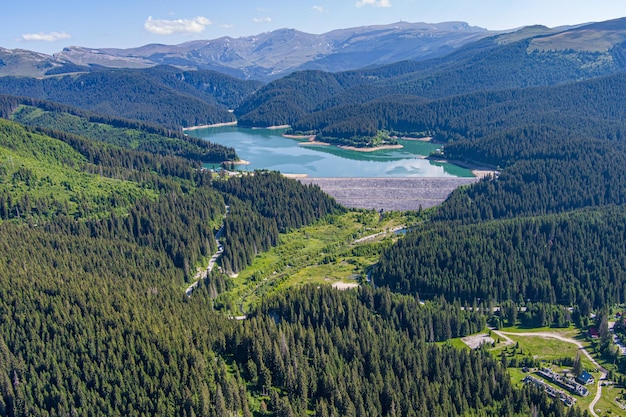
[192,126,473,178]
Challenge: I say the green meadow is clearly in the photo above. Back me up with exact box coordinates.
[214,210,418,313]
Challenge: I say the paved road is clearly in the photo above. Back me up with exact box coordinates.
[492,329,607,417]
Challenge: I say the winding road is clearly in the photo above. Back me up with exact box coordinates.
[491,329,608,417]
[185,206,228,296]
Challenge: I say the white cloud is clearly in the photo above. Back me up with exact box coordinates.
[144,16,211,35]
[253,16,272,23]
[356,0,392,7]
[313,5,326,13]
[21,32,71,42]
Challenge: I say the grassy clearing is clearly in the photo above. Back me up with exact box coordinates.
[438,337,471,351]
[448,326,621,414]
[218,210,416,313]
[593,383,626,417]
[498,325,580,338]
[493,329,610,413]
[500,334,592,367]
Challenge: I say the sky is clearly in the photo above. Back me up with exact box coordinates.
[4,0,626,55]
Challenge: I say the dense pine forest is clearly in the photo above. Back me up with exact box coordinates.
[368,78,626,311]
[6,17,626,417]
[0,93,590,416]
[375,206,626,308]
[0,67,261,129]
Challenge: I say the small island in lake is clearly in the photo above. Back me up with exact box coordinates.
[286,129,404,152]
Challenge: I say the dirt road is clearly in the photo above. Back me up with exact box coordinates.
[185,206,229,296]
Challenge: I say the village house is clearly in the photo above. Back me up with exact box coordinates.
[576,371,594,385]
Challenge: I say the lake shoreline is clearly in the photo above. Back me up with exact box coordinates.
[197,126,473,178]
[395,136,434,142]
[254,125,290,130]
[429,158,498,178]
[283,134,315,140]
[228,159,251,165]
[183,121,238,131]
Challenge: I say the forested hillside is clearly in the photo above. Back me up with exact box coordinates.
[376,206,626,308]
[372,132,626,315]
[364,33,626,319]
[0,66,261,129]
[235,20,626,130]
[0,94,239,164]
[5,16,626,417]
[288,72,626,141]
[213,172,345,273]
[235,71,346,127]
[222,286,586,417]
[0,90,585,416]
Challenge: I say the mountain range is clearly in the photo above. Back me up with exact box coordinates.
[0,17,624,134]
[2,18,624,84]
[233,17,626,129]
[3,21,495,80]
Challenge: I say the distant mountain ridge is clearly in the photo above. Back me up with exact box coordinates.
[2,17,626,132]
[235,17,626,128]
[1,21,494,80]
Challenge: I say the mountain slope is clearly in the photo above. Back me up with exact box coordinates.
[0,66,261,129]
[0,47,71,77]
[236,19,626,128]
[47,21,493,80]
[288,71,626,141]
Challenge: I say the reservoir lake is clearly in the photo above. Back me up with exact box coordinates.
[193,126,474,178]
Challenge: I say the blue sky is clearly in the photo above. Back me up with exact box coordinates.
[4,0,626,55]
